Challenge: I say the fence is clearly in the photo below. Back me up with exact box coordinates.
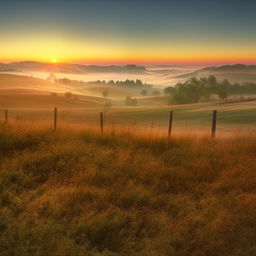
[2,107,220,138]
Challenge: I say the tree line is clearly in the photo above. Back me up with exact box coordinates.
[55,78,152,88]
[164,76,256,104]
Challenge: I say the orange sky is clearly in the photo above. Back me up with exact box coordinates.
[1,1,256,66]
[2,37,256,65]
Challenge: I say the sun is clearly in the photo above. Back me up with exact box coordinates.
[51,58,57,63]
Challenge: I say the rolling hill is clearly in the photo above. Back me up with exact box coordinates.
[0,73,136,100]
[0,74,112,108]
[176,64,256,83]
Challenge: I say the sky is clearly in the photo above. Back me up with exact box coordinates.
[1,0,256,65]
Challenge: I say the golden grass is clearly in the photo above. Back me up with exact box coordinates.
[0,123,256,255]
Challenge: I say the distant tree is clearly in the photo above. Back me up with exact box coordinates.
[164,86,176,95]
[125,96,138,106]
[200,89,211,102]
[218,90,229,101]
[107,80,115,86]
[141,89,148,96]
[135,79,143,87]
[207,75,218,89]
[102,90,109,98]
[221,79,231,89]
[172,85,200,104]
[51,92,57,97]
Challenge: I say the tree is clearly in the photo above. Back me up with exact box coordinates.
[107,80,115,86]
[172,82,201,104]
[125,96,138,106]
[207,75,218,89]
[218,90,229,101]
[136,79,143,87]
[221,79,231,90]
[164,86,176,95]
[200,88,211,102]
[102,90,109,98]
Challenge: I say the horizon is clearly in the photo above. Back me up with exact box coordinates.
[1,60,256,68]
[1,0,256,65]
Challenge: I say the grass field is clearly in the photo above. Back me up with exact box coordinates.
[1,73,256,137]
[1,74,256,255]
[2,100,256,136]
[0,124,255,255]
[0,73,139,99]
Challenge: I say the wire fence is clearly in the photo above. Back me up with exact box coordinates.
[1,107,229,138]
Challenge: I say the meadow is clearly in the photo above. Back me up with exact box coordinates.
[1,73,256,255]
[0,123,256,256]
[2,0,256,254]
[2,73,256,137]
[2,100,256,136]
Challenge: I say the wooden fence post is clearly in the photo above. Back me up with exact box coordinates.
[5,109,8,124]
[211,110,217,138]
[100,112,104,134]
[168,110,173,138]
[54,107,57,130]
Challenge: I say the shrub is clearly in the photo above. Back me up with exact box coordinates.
[125,96,138,106]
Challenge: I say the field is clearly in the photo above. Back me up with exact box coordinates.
[0,124,256,255]
[2,74,256,138]
[1,73,256,255]
[2,99,256,136]
[176,65,256,84]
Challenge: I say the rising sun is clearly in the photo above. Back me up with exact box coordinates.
[51,58,57,63]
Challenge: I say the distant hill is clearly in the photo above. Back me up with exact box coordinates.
[0,73,137,102]
[0,74,111,108]
[176,64,256,83]
[0,61,148,74]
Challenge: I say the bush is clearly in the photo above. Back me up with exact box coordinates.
[218,90,229,100]
[102,90,109,98]
[125,96,138,106]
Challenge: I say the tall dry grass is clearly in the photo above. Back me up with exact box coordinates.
[0,122,256,256]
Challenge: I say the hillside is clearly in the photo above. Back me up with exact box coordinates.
[0,74,112,108]
[176,64,256,83]
[0,73,141,99]
[0,125,255,255]
[0,73,137,106]
[0,91,110,109]
[0,73,74,93]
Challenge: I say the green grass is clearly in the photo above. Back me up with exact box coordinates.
[0,124,256,255]
[4,100,256,130]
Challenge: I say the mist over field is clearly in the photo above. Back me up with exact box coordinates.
[1,63,200,87]
[1,0,256,255]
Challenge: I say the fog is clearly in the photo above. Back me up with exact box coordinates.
[4,65,200,87]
